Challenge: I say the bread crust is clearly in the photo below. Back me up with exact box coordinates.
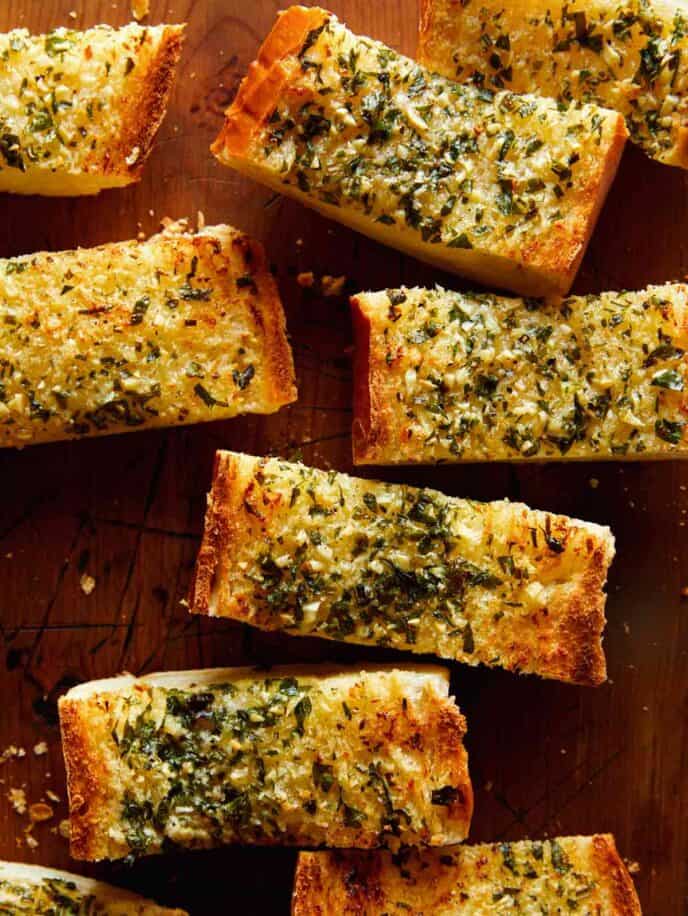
[189,452,614,686]
[111,24,185,182]
[352,285,688,464]
[292,834,642,914]
[59,693,116,862]
[212,7,627,297]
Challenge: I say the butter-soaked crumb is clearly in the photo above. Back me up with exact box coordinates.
[33,741,48,757]
[80,573,96,596]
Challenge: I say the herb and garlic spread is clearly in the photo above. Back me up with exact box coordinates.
[293,834,641,915]
[191,452,615,686]
[353,284,688,463]
[59,667,471,860]
[214,7,626,296]
[0,24,183,195]
[0,224,295,447]
[420,0,688,168]
[0,863,182,915]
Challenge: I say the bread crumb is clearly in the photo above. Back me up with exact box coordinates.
[1,746,26,763]
[33,742,48,757]
[24,833,38,850]
[80,573,96,596]
[46,789,61,803]
[68,10,77,19]
[8,787,27,815]
[623,621,630,635]
[197,210,206,230]
[297,271,315,288]
[589,477,599,489]
[29,802,53,823]
[58,819,71,840]
[131,0,150,20]
[321,275,347,296]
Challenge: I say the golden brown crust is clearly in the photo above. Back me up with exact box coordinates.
[211,7,327,160]
[232,232,298,409]
[58,697,111,861]
[112,24,185,180]
[592,834,643,915]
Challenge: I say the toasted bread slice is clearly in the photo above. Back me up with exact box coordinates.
[419,0,688,169]
[0,23,183,195]
[211,6,627,297]
[0,222,296,447]
[189,452,615,686]
[59,664,472,861]
[352,284,688,464]
[292,835,642,914]
[0,861,185,914]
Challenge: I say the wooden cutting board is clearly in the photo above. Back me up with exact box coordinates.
[0,1,685,912]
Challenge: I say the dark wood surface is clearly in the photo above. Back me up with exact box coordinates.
[0,1,686,912]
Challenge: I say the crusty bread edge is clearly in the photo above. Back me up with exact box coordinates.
[0,860,186,914]
[111,24,186,182]
[59,694,115,862]
[591,835,643,914]
[228,231,297,411]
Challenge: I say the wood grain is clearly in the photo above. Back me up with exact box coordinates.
[0,1,685,913]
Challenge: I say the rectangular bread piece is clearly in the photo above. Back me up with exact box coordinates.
[211,6,627,297]
[0,222,296,447]
[59,664,472,861]
[189,452,615,686]
[419,0,688,169]
[0,23,183,195]
[0,861,186,915]
[292,835,642,915]
[352,284,688,464]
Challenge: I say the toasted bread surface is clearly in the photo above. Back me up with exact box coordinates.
[292,834,642,914]
[352,284,688,464]
[419,0,688,169]
[189,452,614,685]
[0,23,183,195]
[212,6,626,296]
[59,665,472,861]
[0,861,186,914]
[0,222,296,447]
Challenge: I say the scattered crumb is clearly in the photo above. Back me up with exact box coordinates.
[24,834,38,850]
[32,742,48,757]
[626,859,641,875]
[29,802,53,823]
[296,238,303,247]
[1,746,26,764]
[321,274,347,297]
[80,573,96,596]
[560,748,567,755]
[623,621,630,635]
[4,552,12,559]
[58,819,71,840]
[589,477,599,489]
[484,781,493,792]
[68,10,77,19]
[131,0,150,20]
[197,210,206,230]
[642,705,649,712]
[46,790,61,804]
[8,787,27,815]
[297,271,316,288]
